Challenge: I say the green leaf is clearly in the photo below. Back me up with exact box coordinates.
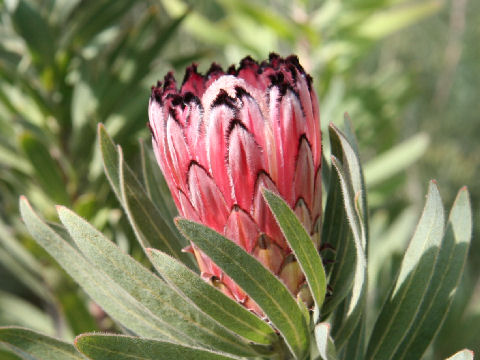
[57,206,260,357]
[118,146,194,267]
[176,219,310,360]
[392,187,472,360]
[0,292,55,335]
[342,317,365,360]
[0,327,83,360]
[327,123,368,349]
[364,133,429,188]
[8,1,55,66]
[98,124,121,199]
[19,132,69,205]
[320,150,353,317]
[314,323,338,360]
[0,220,53,303]
[98,124,194,268]
[147,248,276,345]
[366,181,445,360]
[139,140,176,221]
[445,349,474,360]
[74,334,236,360]
[356,1,441,40]
[19,196,185,341]
[263,189,327,313]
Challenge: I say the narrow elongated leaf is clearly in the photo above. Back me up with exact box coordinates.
[98,124,193,268]
[19,197,186,341]
[147,248,276,345]
[263,190,327,312]
[320,152,353,317]
[392,187,472,360]
[0,327,83,360]
[176,219,310,360]
[342,316,365,360]
[139,140,175,220]
[57,206,260,357]
[329,157,367,349]
[74,334,236,360]
[327,122,368,349]
[364,133,429,188]
[367,181,445,360]
[314,323,338,360]
[118,147,194,267]
[98,124,121,199]
[330,122,368,245]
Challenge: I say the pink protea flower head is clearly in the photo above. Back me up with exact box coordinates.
[148,53,322,316]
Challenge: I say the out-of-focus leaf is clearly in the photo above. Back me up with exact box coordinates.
[357,1,441,40]
[0,292,54,335]
[74,334,237,360]
[218,0,296,41]
[176,219,310,360]
[19,133,69,205]
[160,0,235,45]
[8,1,55,65]
[19,197,184,341]
[0,346,21,360]
[263,190,327,314]
[366,181,445,360]
[364,133,429,187]
[0,247,52,304]
[445,349,474,360]
[0,327,83,360]
[0,219,44,277]
[314,323,338,360]
[98,124,193,268]
[392,187,472,359]
[57,206,261,357]
[147,248,276,346]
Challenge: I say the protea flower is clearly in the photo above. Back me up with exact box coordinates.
[148,53,322,316]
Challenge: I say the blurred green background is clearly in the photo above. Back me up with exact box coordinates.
[0,0,478,358]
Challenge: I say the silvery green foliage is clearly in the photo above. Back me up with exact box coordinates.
[0,120,472,359]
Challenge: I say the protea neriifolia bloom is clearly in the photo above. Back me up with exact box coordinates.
[148,53,322,316]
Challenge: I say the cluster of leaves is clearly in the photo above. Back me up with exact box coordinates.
[0,0,478,359]
[0,121,473,359]
[0,0,194,340]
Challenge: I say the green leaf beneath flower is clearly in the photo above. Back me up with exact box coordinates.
[176,218,310,360]
[19,197,185,342]
[74,334,236,360]
[263,189,327,315]
[147,248,276,346]
[98,123,194,268]
[57,205,260,357]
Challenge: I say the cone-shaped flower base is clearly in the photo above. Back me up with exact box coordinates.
[149,54,322,316]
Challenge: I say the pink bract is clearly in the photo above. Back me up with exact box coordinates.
[148,53,322,316]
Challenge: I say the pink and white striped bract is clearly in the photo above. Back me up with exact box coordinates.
[148,53,322,316]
